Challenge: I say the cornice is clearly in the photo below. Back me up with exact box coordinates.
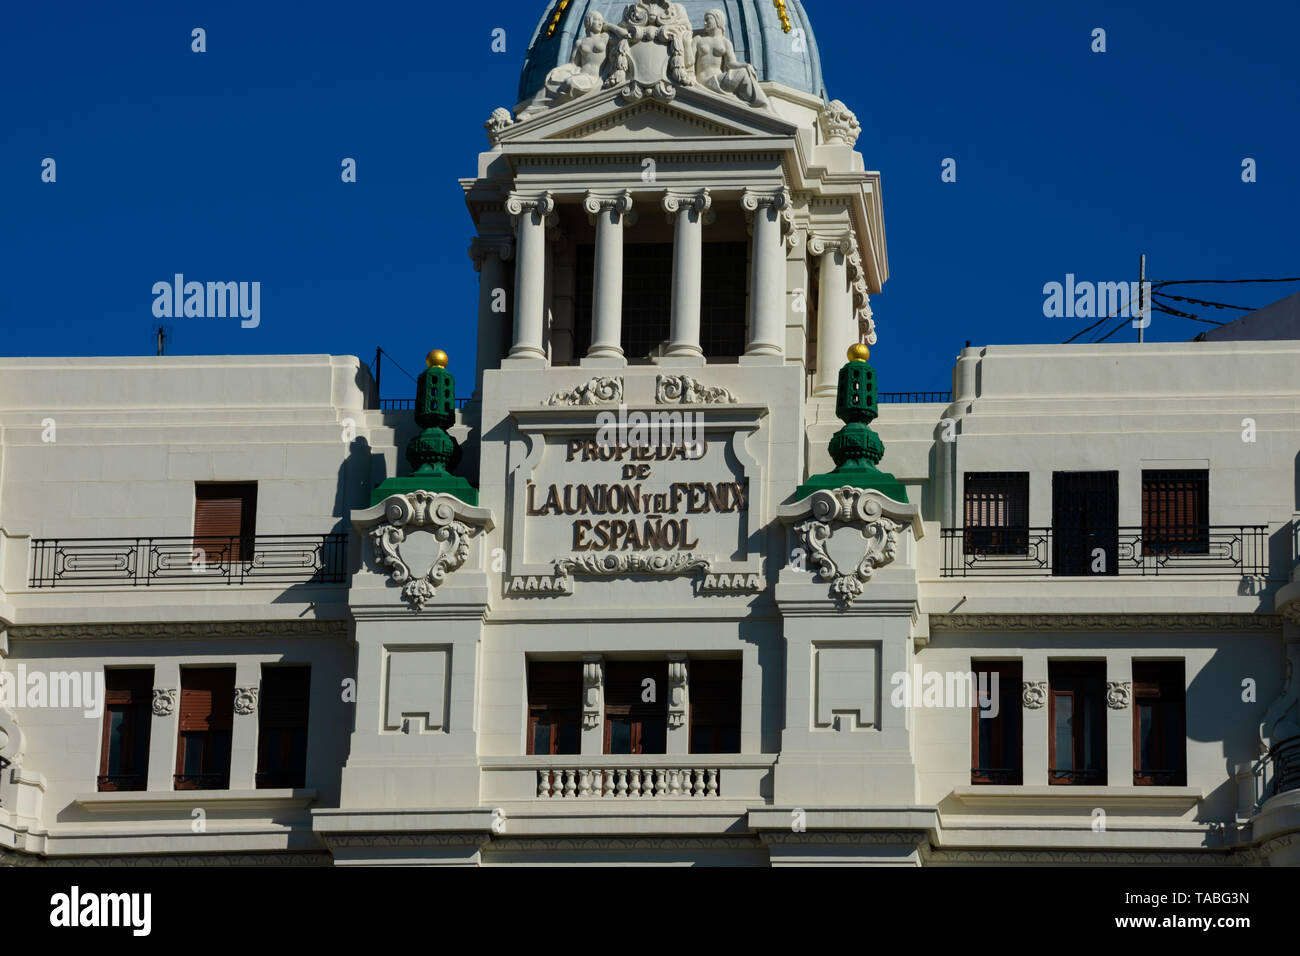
[0,848,332,867]
[5,619,350,642]
[929,613,1282,632]
[759,830,929,847]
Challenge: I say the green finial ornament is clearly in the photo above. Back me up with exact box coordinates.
[794,344,908,502]
[370,350,479,506]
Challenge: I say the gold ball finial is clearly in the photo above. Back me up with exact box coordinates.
[426,349,448,369]
[847,343,871,362]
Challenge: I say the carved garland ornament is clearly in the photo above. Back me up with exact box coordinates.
[655,374,738,404]
[544,377,624,406]
[792,487,900,606]
[369,491,481,610]
[555,552,711,576]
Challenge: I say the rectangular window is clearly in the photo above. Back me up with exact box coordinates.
[620,243,673,360]
[1142,470,1209,556]
[1133,662,1186,786]
[175,667,235,790]
[193,482,257,564]
[963,472,1029,555]
[256,666,311,789]
[700,242,748,358]
[1052,471,1118,576]
[1048,662,1106,784]
[970,661,1022,785]
[527,662,581,756]
[689,660,741,754]
[604,661,668,755]
[98,668,153,792]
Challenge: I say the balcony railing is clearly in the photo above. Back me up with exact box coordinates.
[173,773,230,791]
[96,773,147,792]
[539,767,720,798]
[940,526,1268,577]
[1271,735,1300,797]
[878,391,952,404]
[379,397,471,411]
[29,534,348,588]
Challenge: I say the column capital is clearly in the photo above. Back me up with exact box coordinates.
[661,188,714,223]
[468,235,515,271]
[741,186,791,214]
[584,189,635,224]
[807,232,854,258]
[506,190,557,226]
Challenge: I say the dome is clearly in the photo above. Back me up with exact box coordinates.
[517,0,825,105]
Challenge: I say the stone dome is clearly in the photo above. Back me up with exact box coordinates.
[518,0,825,105]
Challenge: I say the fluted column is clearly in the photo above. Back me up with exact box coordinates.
[660,189,712,365]
[810,233,856,396]
[469,235,515,394]
[505,191,555,365]
[583,190,634,366]
[742,188,792,363]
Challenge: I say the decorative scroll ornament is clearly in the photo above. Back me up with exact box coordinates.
[234,687,259,716]
[518,2,770,118]
[1022,681,1048,710]
[505,191,558,229]
[364,491,493,610]
[742,187,796,250]
[661,188,713,222]
[655,374,738,404]
[1105,681,1132,710]
[556,552,712,577]
[819,99,861,147]
[582,657,603,729]
[544,377,624,406]
[583,190,636,225]
[152,688,177,717]
[667,656,688,728]
[790,487,900,606]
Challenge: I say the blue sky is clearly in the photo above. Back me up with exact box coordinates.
[3,0,1297,397]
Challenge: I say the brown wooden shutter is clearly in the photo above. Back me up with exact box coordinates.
[178,667,235,732]
[194,483,256,562]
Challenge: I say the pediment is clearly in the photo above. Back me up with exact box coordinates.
[496,86,798,146]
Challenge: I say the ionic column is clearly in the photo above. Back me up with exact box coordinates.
[661,189,713,364]
[810,233,856,396]
[583,190,634,366]
[742,187,792,362]
[469,235,515,393]
[505,191,555,365]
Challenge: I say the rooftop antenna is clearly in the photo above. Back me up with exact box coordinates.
[154,325,171,356]
[1138,253,1146,344]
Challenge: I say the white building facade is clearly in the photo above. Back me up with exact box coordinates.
[1,0,1298,866]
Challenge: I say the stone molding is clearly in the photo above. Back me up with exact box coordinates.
[741,187,796,250]
[583,189,635,225]
[929,613,1282,632]
[661,187,713,223]
[667,655,688,729]
[556,552,713,578]
[582,655,603,730]
[233,687,259,716]
[5,621,349,642]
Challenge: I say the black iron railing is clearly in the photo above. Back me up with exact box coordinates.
[29,534,348,588]
[1271,735,1300,796]
[97,773,147,792]
[1049,768,1106,785]
[255,770,306,790]
[379,397,471,411]
[940,526,1268,577]
[971,767,1022,785]
[173,773,229,791]
[1134,769,1186,787]
[878,391,952,404]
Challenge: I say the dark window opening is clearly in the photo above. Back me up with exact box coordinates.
[700,242,748,358]
[527,662,581,755]
[689,660,741,754]
[257,666,311,789]
[1142,470,1209,555]
[1133,662,1186,786]
[98,668,153,792]
[1052,472,1118,576]
[964,472,1029,555]
[604,661,668,755]
[971,661,1022,785]
[175,667,234,790]
[1049,662,1106,785]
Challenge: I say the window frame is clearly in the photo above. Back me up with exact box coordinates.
[1132,661,1187,786]
[1047,662,1107,785]
[98,668,154,792]
[970,661,1022,785]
